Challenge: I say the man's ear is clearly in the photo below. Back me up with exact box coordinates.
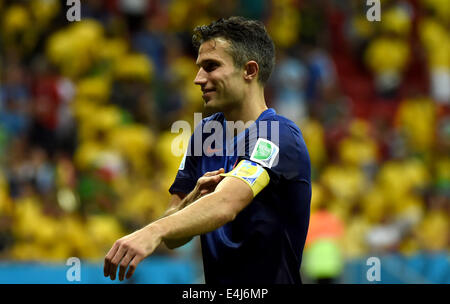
[244,61,259,81]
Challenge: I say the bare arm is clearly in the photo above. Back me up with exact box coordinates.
[161,193,194,249]
[155,176,253,244]
[103,161,270,281]
[161,168,225,249]
[103,176,252,281]
[163,193,186,217]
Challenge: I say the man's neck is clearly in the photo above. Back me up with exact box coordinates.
[223,88,268,123]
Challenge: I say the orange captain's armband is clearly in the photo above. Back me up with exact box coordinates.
[220,160,270,197]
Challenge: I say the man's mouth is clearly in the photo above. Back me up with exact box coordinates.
[202,88,216,101]
[202,88,216,94]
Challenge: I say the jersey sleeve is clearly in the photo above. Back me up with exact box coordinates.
[168,129,199,195]
[238,120,311,185]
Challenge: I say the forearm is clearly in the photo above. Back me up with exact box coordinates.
[160,171,242,248]
[151,191,234,243]
[161,190,199,249]
[163,190,198,218]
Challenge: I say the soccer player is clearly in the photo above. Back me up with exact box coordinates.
[103,16,311,284]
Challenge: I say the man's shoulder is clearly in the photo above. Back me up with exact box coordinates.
[260,113,304,145]
[251,112,310,180]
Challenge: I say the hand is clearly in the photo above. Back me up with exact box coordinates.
[193,168,225,200]
[103,225,162,281]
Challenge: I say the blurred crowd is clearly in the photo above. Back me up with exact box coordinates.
[0,0,448,280]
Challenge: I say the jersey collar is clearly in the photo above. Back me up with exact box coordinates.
[224,108,277,146]
[255,108,276,122]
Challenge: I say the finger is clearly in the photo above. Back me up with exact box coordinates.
[104,242,120,277]
[125,255,144,280]
[200,176,223,191]
[208,174,224,182]
[204,168,224,177]
[118,252,135,281]
[207,175,224,184]
[212,168,225,176]
[109,245,127,280]
[215,174,225,180]
[203,171,215,177]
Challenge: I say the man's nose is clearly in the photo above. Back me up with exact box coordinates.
[194,68,207,86]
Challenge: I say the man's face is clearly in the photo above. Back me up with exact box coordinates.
[194,38,245,112]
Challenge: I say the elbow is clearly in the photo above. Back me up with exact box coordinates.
[219,209,236,224]
[163,237,193,250]
[226,208,238,222]
[216,199,238,224]
[213,189,248,224]
[163,240,177,250]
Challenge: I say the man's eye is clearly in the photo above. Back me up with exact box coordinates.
[204,63,218,71]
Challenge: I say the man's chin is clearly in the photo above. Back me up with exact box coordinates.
[203,99,222,115]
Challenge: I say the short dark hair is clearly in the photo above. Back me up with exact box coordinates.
[192,16,275,86]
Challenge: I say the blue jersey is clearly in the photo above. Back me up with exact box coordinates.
[169,108,311,284]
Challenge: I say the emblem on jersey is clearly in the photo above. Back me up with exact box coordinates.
[250,138,279,168]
